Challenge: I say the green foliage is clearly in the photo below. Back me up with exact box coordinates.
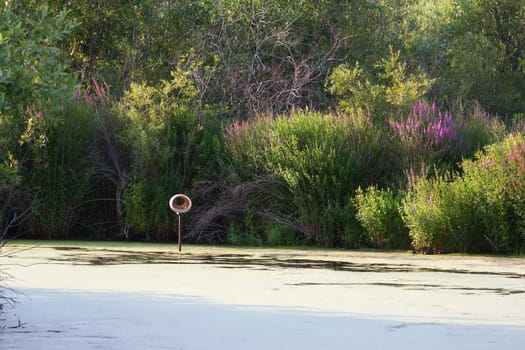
[226,223,261,246]
[27,101,100,239]
[355,186,409,249]
[401,169,458,253]
[0,155,19,194]
[0,5,78,239]
[1,154,22,236]
[117,77,225,239]
[265,223,297,246]
[410,0,525,115]
[453,0,525,115]
[326,47,432,121]
[225,111,394,247]
[118,81,191,238]
[121,180,149,236]
[402,134,525,254]
[223,200,298,247]
[459,135,525,253]
[0,6,77,153]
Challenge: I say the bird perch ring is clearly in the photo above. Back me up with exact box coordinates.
[169,194,192,214]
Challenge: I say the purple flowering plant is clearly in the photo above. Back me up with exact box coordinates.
[389,101,466,166]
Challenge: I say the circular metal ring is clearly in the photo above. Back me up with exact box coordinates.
[169,194,192,214]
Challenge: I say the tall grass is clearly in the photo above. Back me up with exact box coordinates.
[28,101,101,239]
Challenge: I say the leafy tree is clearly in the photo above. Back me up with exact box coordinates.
[410,0,525,115]
[200,0,421,117]
[0,5,77,148]
[11,0,137,91]
[9,1,423,118]
[0,4,77,235]
[15,0,213,95]
[326,47,432,121]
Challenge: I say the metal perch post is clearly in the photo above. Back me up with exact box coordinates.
[169,194,192,252]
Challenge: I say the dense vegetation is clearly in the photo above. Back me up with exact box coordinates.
[1,0,525,254]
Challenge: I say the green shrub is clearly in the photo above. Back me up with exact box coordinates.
[355,186,409,249]
[225,111,394,247]
[340,204,368,249]
[265,224,284,246]
[402,134,525,254]
[401,170,453,253]
[265,223,298,246]
[226,223,261,246]
[459,134,525,253]
[122,180,150,236]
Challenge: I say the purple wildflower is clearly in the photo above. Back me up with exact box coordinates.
[390,101,463,161]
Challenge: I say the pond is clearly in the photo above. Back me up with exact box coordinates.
[1,243,525,349]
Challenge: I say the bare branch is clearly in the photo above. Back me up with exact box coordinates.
[187,176,306,243]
